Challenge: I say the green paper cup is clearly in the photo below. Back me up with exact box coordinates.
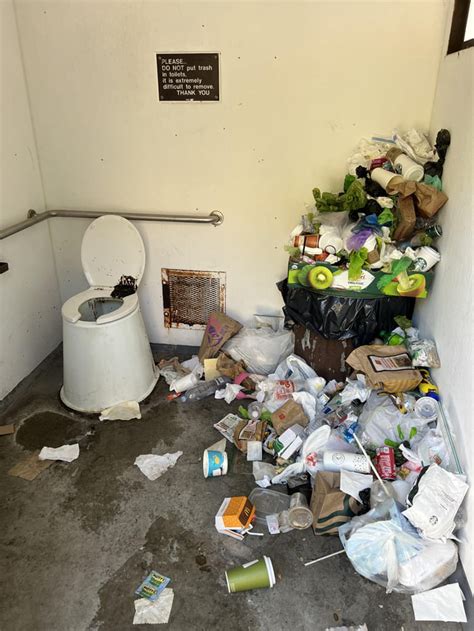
[225,556,276,593]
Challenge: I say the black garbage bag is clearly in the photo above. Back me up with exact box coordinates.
[277,279,415,345]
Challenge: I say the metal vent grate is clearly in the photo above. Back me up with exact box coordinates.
[162,269,226,329]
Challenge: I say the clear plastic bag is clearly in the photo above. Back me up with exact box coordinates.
[223,328,294,375]
[358,392,430,448]
[268,353,317,381]
[339,499,458,593]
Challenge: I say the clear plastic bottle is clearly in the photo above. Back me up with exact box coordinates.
[179,376,231,403]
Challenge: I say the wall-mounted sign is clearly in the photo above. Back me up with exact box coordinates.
[156,53,220,102]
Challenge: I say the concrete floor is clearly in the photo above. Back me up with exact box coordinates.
[0,345,469,631]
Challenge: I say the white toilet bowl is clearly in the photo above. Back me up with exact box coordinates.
[60,215,158,412]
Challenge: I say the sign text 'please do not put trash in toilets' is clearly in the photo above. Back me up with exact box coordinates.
[156,53,220,102]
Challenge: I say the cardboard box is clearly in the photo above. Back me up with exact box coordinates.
[215,496,255,532]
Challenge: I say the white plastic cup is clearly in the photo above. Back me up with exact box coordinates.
[394,154,424,182]
[371,167,398,191]
[413,246,441,272]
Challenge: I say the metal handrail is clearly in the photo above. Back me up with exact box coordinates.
[0,208,224,239]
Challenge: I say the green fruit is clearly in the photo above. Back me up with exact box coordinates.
[297,265,314,286]
[308,266,333,290]
[396,274,426,298]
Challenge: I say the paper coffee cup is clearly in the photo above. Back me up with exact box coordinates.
[371,167,398,191]
[394,154,424,182]
[413,246,441,272]
[225,556,276,593]
[203,449,228,478]
[323,450,371,473]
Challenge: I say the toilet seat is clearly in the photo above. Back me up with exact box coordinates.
[61,215,146,326]
[62,288,138,324]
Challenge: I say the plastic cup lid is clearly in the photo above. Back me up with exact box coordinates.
[222,452,228,476]
[202,449,209,477]
[264,556,276,588]
[225,570,232,593]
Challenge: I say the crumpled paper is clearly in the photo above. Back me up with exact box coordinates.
[133,588,174,624]
[214,383,243,403]
[134,452,183,481]
[39,444,80,462]
[99,401,141,421]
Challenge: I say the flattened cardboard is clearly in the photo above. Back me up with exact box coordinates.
[8,451,53,481]
[0,424,15,436]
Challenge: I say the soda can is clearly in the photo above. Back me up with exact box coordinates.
[375,446,396,480]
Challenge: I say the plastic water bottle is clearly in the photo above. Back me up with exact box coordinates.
[179,376,231,403]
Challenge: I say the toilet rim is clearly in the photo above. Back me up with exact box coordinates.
[62,288,139,325]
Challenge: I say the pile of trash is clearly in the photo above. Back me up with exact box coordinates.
[157,308,467,623]
[286,129,450,300]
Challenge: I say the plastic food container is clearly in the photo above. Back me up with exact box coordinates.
[248,488,291,524]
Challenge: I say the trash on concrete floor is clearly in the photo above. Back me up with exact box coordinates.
[134,451,183,481]
[8,451,53,480]
[135,570,170,601]
[39,443,80,462]
[0,424,15,436]
[99,400,141,421]
[411,583,467,622]
[225,556,276,593]
[133,588,174,625]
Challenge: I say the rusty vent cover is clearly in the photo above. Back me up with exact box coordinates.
[162,269,226,329]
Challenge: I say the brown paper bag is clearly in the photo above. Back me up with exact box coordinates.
[346,344,422,393]
[311,472,360,535]
[271,400,308,435]
[198,312,242,361]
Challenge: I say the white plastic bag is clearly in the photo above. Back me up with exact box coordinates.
[358,392,429,448]
[223,328,294,375]
[268,353,316,381]
[340,499,458,593]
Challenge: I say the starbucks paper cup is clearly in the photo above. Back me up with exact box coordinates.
[371,167,398,191]
[203,449,228,478]
[413,246,441,272]
[225,556,276,593]
[394,154,424,182]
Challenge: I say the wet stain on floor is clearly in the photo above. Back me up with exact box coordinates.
[15,412,84,450]
[59,400,184,533]
[91,516,256,630]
